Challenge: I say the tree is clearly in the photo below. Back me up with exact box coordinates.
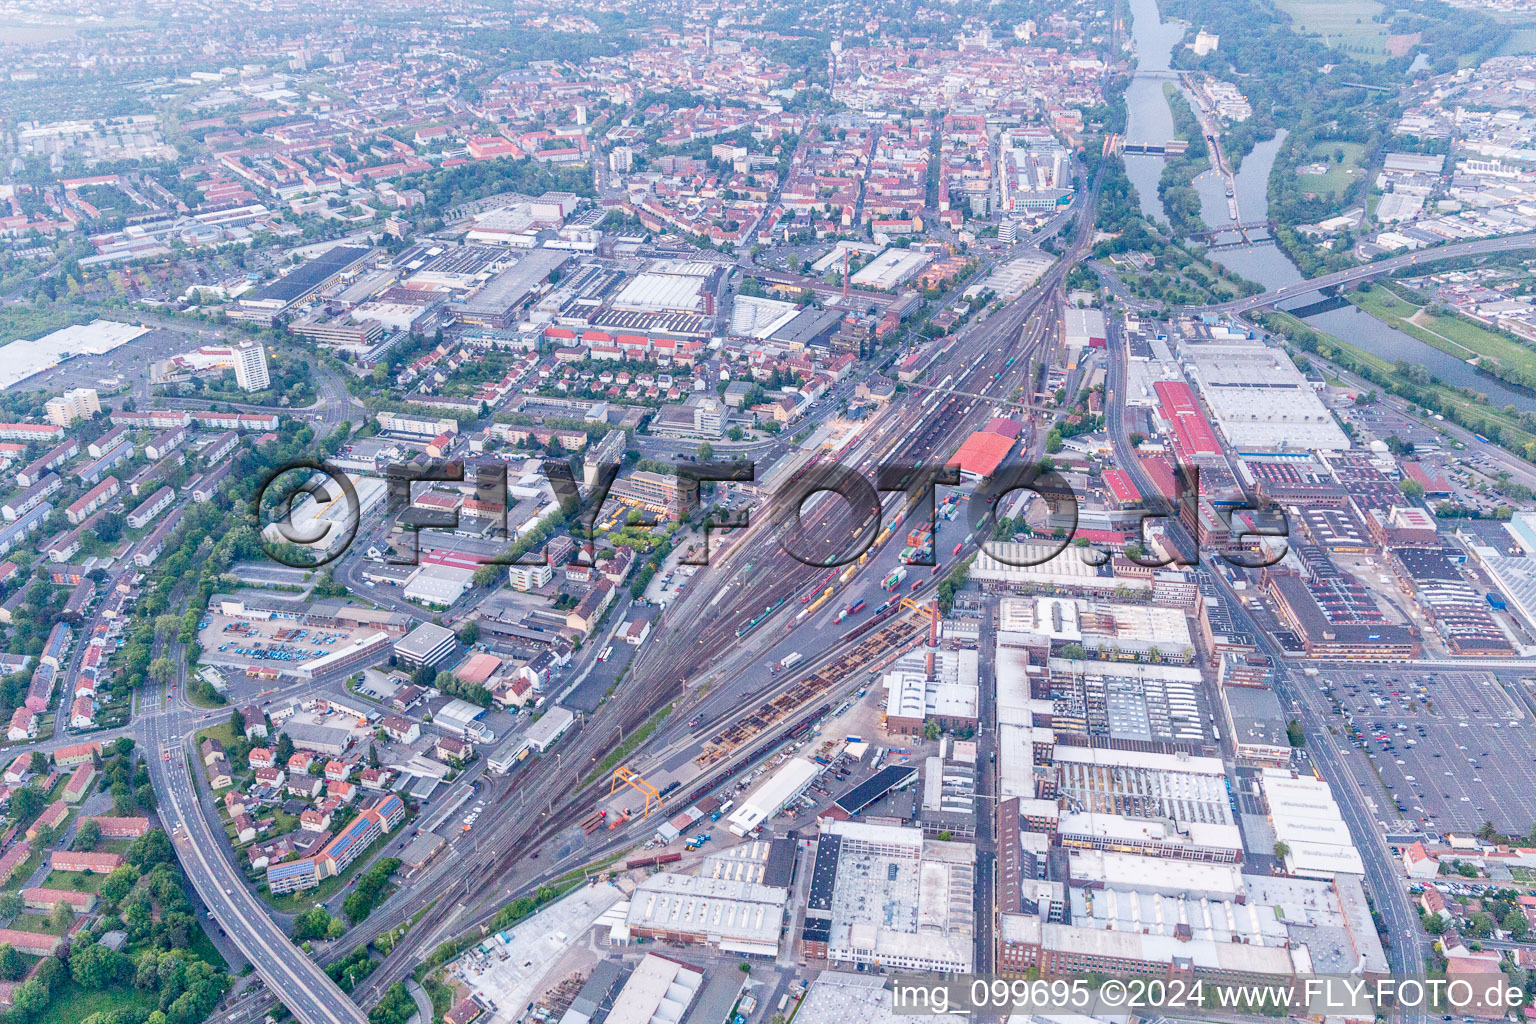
[1273,841,1291,862]
[74,818,102,851]
[1045,428,1063,453]
[126,829,173,869]
[51,899,75,932]
[0,943,22,980]
[275,732,295,764]
[1399,477,1425,500]
[292,907,336,943]
[69,941,130,988]
[98,865,140,906]
[230,706,246,738]
[1502,908,1529,941]
[28,752,47,775]
[0,892,22,920]
[10,786,43,824]
[149,657,177,684]
[1287,719,1305,747]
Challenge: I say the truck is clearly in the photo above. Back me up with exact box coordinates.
[773,651,804,673]
[882,567,907,591]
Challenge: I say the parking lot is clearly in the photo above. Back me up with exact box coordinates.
[197,608,380,675]
[1323,668,1536,834]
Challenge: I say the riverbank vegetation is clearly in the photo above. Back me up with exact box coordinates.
[1164,0,1507,274]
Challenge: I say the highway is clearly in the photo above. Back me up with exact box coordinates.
[1185,231,1536,314]
[142,676,369,1024]
[113,154,1488,1023]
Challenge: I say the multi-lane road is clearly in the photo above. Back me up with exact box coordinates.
[85,171,1505,1024]
[1187,231,1536,314]
[142,677,370,1024]
[1103,314,1428,1023]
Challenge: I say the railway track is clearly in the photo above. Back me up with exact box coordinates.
[282,179,1105,1016]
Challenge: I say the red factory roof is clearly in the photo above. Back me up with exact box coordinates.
[950,431,1015,478]
[1139,456,1179,501]
[1075,528,1130,543]
[984,417,1022,440]
[1102,469,1141,506]
[1153,381,1221,457]
[455,652,501,685]
[1402,462,1451,495]
[420,548,493,571]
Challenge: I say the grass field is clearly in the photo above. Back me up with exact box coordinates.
[12,913,69,935]
[40,982,142,1024]
[194,721,238,752]
[1266,310,1535,449]
[190,923,227,969]
[1275,0,1389,56]
[1497,28,1536,55]
[1297,141,1368,197]
[1351,284,1536,380]
[0,305,80,345]
[42,870,105,893]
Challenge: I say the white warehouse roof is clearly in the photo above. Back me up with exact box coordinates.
[726,757,818,836]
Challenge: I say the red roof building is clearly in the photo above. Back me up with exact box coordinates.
[86,816,151,838]
[0,927,62,957]
[50,850,123,873]
[26,800,68,840]
[951,431,1016,480]
[62,762,95,803]
[52,742,100,767]
[1102,469,1141,508]
[0,843,29,887]
[1153,381,1222,458]
[1402,462,1452,496]
[984,417,1023,440]
[22,887,96,912]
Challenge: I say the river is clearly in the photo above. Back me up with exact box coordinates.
[1118,0,1521,395]
[1122,0,1186,223]
[1123,0,1307,292]
[1306,302,1535,407]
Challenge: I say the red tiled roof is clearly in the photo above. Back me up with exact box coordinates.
[1153,381,1221,457]
[950,431,1015,478]
[1102,469,1140,506]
